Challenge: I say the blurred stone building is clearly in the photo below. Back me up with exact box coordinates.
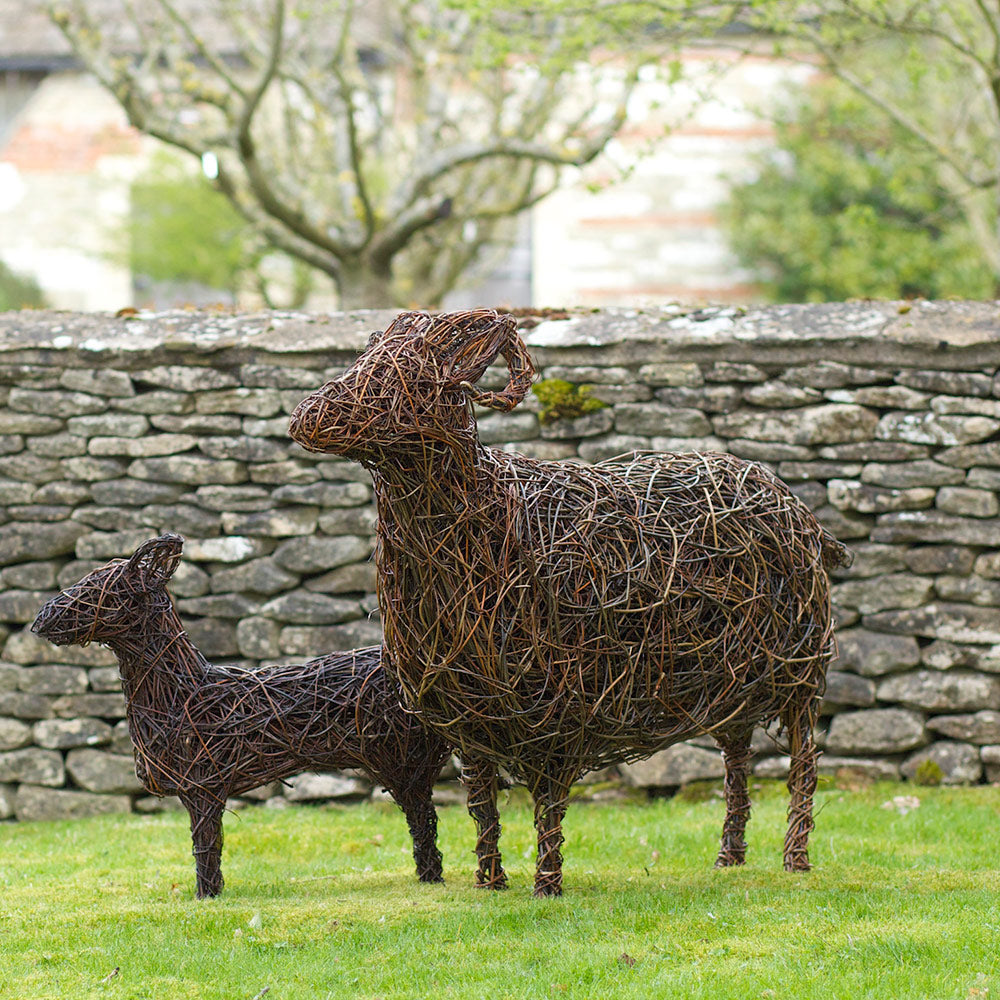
[0,3,812,311]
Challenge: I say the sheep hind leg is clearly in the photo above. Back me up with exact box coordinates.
[391,777,444,883]
[461,757,507,890]
[714,729,753,868]
[181,793,225,898]
[782,697,820,872]
[531,776,575,898]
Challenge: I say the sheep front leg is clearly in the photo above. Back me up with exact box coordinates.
[461,757,507,890]
[394,781,444,883]
[181,793,226,898]
[783,698,819,872]
[715,730,753,868]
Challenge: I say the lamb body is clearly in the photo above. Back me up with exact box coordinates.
[32,534,452,897]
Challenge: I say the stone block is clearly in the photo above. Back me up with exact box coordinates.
[115,390,192,415]
[15,785,132,821]
[66,414,149,438]
[61,368,134,397]
[713,404,877,445]
[176,595,258,619]
[197,436,290,463]
[0,691,53,720]
[18,666,88,696]
[860,461,964,488]
[897,370,991,396]
[195,388,283,416]
[650,436,726,453]
[742,382,822,407]
[211,558,299,596]
[704,362,766,383]
[260,593,362,625]
[0,747,64,785]
[76,530,157,560]
[927,711,1000,744]
[183,536,269,563]
[5,629,114,666]
[967,467,1000,490]
[140,365,240,392]
[66,748,143,794]
[283,772,370,801]
[89,479,186,506]
[937,441,1000,468]
[280,620,383,655]
[236,617,282,659]
[88,667,122,692]
[0,454,63,483]
[876,670,1000,713]
[193,484,274,512]
[0,414,63,434]
[820,756,901,780]
[51,693,126,719]
[814,505,872,540]
[871,511,1000,547]
[577,435,650,464]
[832,575,933,615]
[655,385,740,412]
[33,717,113,749]
[7,505,74,524]
[822,671,876,708]
[26,433,88,458]
[220,507,319,538]
[825,708,927,754]
[304,562,377,595]
[0,717,31,750]
[875,412,998,446]
[61,457,128,482]
[615,403,710,438]
[183,619,239,658]
[272,481,371,507]
[273,535,372,574]
[249,460,321,485]
[0,663,21,691]
[539,410,614,439]
[88,434,198,458]
[110,720,133,756]
[827,385,928,409]
[937,487,999,519]
[0,521,86,564]
[831,544,906,579]
[921,640,971,671]
[152,414,242,434]
[975,551,1000,578]
[833,629,920,677]
[901,742,981,785]
[866,604,1000,644]
[140,503,221,537]
[0,479,35,504]
[8,388,105,418]
[935,575,1000,606]
[476,412,539,444]
[128,455,247,485]
[637,362,704,387]
[827,480,934,514]
[905,546,976,576]
[620,743,725,787]
[0,590,58,624]
[930,395,1000,417]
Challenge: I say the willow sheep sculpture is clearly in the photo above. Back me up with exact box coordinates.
[31,534,457,898]
[289,309,851,896]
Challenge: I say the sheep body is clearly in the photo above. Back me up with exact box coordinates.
[289,309,850,895]
[31,534,454,897]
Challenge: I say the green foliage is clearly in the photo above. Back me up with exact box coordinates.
[913,758,945,787]
[0,259,46,309]
[129,153,252,295]
[128,152,316,307]
[533,379,608,424]
[722,81,995,302]
[4,785,1000,999]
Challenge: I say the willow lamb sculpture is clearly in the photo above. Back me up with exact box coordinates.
[289,309,851,897]
[32,534,453,898]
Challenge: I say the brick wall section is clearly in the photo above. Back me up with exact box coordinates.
[2,300,1000,820]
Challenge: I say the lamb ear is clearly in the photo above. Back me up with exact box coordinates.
[126,534,184,591]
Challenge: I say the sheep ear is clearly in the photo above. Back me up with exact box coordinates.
[126,534,184,591]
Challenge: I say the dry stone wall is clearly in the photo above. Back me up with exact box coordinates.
[2,300,1000,821]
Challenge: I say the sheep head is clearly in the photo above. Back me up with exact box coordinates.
[289,309,534,463]
[32,534,183,647]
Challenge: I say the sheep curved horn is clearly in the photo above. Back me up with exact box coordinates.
[460,332,535,413]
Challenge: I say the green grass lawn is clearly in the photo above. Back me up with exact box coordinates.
[1,780,998,1000]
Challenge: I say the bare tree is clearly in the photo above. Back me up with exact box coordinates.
[53,0,642,308]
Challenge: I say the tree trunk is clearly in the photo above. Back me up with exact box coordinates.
[337,262,397,310]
